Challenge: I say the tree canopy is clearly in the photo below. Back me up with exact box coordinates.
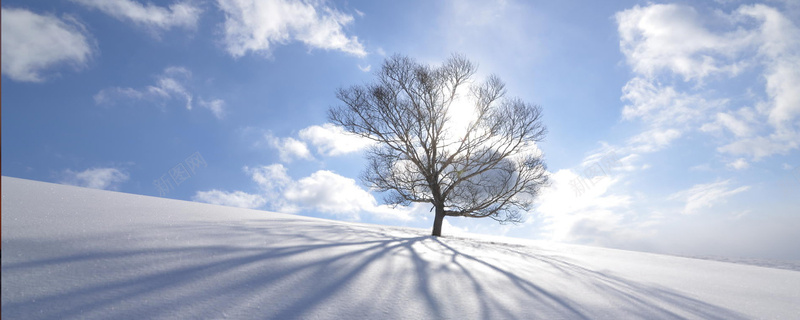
[330,54,548,236]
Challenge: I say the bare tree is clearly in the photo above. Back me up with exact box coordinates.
[330,54,548,236]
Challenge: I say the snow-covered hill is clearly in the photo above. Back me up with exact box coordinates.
[2,176,799,319]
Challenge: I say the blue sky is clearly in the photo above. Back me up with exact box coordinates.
[3,0,799,260]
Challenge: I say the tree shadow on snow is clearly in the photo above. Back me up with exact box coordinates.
[1,218,749,319]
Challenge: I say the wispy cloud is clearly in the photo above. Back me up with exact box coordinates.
[94,66,225,118]
[700,109,758,138]
[717,132,800,160]
[199,98,226,119]
[626,128,683,153]
[60,167,129,190]
[669,179,750,215]
[1,8,94,82]
[217,0,366,58]
[71,0,201,33]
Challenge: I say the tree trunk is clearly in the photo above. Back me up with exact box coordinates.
[431,205,446,237]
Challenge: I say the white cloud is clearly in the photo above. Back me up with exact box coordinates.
[714,5,800,160]
[193,164,289,209]
[627,128,682,153]
[95,66,224,118]
[60,167,129,190]
[265,134,314,162]
[700,109,758,138]
[618,77,726,154]
[217,0,366,58]
[282,170,386,219]
[616,3,748,81]
[526,145,636,247]
[763,62,800,127]
[93,87,145,103]
[72,0,201,32]
[1,8,94,82]
[620,76,727,126]
[669,179,750,215]
[246,164,292,191]
[357,64,371,72]
[531,169,647,247]
[260,123,374,161]
[195,163,413,221]
[298,123,374,156]
[612,153,650,172]
[737,4,800,128]
[716,130,800,160]
[278,167,411,220]
[727,158,750,170]
[616,3,800,163]
[154,66,194,109]
[433,1,800,258]
[199,99,226,119]
[95,66,192,108]
[192,190,266,208]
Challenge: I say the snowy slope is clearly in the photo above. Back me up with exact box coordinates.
[2,176,799,319]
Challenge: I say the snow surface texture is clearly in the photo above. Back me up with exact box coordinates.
[2,176,799,319]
